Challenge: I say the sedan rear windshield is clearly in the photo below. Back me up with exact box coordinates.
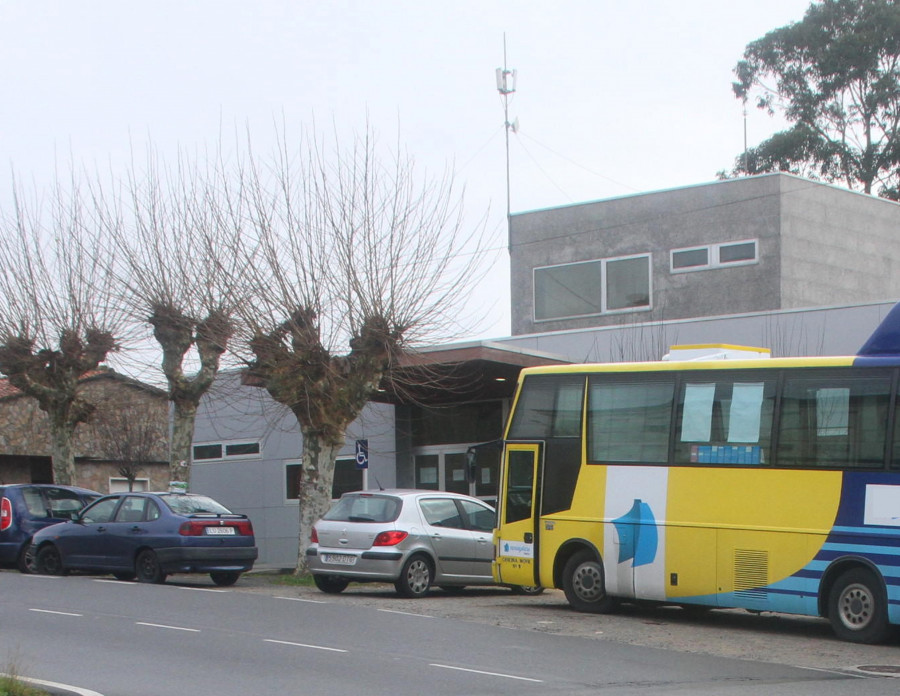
[161,495,233,516]
[323,495,401,523]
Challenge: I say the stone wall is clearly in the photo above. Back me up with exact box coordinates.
[0,371,170,491]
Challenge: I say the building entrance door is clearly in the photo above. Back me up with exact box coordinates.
[413,447,500,502]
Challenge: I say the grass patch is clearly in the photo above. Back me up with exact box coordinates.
[254,571,317,587]
[0,674,50,696]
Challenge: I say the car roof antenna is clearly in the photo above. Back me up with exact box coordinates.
[372,475,385,491]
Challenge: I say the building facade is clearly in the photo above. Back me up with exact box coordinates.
[191,174,900,569]
[0,369,169,492]
[510,174,900,335]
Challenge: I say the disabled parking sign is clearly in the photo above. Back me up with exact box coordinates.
[355,439,369,469]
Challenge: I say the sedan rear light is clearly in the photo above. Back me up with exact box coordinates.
[179,519,254,536]
[0,497,11,532]
[373,530,408,546]
[310,527,319,544]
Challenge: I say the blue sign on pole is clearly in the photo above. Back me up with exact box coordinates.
[355,439,369,469]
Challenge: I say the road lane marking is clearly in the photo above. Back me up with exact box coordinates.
[136,622,200,632]
[264,639,347,653]
[178,586,228,593]
[275,596,327,603]
[377,608,434,618]
[430,664,543,683]
[29,609,82,617]
[93,579,135,585]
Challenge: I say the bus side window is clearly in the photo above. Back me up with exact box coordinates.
[778,373,890,469]
[675,376,775,466]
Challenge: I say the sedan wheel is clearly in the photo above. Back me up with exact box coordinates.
[35,545,66,576]
[510,585,545,596]
[210,571,241,587]
[135,550,167,584]
[394,555,433,598]
[17,543,36,574]
[313,574,350,594]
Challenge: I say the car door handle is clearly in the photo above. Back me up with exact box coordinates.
[97,526,107,533]
[130,526,142,533]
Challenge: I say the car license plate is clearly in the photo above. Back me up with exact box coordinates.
[323,553,356,566]
[205,527,236,535]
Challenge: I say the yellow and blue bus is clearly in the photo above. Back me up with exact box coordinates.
[492,307,900,643]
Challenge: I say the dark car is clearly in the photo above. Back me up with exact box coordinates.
[0,484,100,573]
[29,491,258,586]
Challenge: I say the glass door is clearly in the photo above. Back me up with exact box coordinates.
[414,454,440,490]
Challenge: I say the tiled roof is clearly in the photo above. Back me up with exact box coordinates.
[0,369,164,401]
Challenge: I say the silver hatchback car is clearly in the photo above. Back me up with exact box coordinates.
[306,489,540,598]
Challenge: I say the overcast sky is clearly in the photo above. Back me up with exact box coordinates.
[0,0,814,344]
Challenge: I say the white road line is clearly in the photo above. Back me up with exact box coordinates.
[93,579,135,585]
[430,664,543,683]
[0,674,104,696]
[274,596,327,603]
[136,622,200,632]
[178,586,228,593]
[377,608,434,619]
[29,608,82,617]
[264,639,347,653]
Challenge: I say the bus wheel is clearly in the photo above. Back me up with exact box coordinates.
[827,568,890,644]
[563,550,615,613]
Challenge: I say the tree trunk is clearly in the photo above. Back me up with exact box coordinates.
[48,413,78,486]
[170,400,198,488]
[295,429,341,574]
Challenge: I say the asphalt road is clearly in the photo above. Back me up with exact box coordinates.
[2,571,900,696]
[229,573,900,677]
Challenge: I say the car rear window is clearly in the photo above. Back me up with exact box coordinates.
[22,488,49,517]
[45,488,94,519]
[161,495,232,516]
[323,495,401,523]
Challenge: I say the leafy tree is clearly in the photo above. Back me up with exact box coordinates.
[0,177,121,485]
[237,128,487,572]
[727,0,900,198]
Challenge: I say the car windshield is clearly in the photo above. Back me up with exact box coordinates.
[322,494,401,523]
[161,495,232,516]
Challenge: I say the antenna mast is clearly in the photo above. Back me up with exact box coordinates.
[495,34,517,252]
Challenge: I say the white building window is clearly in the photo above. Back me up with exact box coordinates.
[109,477,150,493]
[193,441,262,462]
[671,239,758,273]
[533,254,651,322]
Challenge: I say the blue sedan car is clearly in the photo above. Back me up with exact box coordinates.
[29,492,258,586]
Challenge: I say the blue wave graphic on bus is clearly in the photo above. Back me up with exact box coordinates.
[613,499,658,567]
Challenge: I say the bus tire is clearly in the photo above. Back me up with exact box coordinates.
[562,549,616,613]
[827,567,891,644]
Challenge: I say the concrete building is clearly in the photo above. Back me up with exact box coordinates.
[510,173,900,335]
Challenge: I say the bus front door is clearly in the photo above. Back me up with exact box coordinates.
[494,442,542,588]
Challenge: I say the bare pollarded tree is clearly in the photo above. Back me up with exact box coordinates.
[0,174,122,485]
[96,148,250,487]
[236,126,489,572]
